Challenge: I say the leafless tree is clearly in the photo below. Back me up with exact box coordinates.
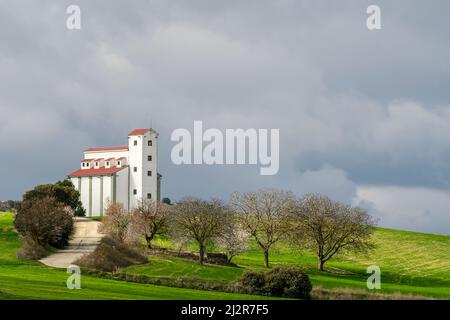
[101,202,130,242]
[171,197,231,264]
[129,199,172,248]
[217,221,250,263]
[291,194,376,271]
[230,189,295,268]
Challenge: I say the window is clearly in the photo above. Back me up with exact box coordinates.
[95,162,98,166]
[133,167,137,172]
[133,189,137,195]
[147,193,152,199]
[147,155,152,161]
[117,161,121,166]
[148,140,152,146]
[147,170,152,176]
[106,162,109,166]
[134,140,137,146]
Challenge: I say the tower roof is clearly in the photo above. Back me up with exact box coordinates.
[128,128,150,136]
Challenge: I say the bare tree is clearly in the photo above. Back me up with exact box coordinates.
[101,202,130,242]
[291,194,376,271]
[171,197,231,264]
[129,199,172,248]
[230,189,295,268]
[217,221,250,263]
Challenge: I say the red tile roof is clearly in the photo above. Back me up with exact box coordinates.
[85,146,128,152]
[68,166,127,177]
[128,128,150,136]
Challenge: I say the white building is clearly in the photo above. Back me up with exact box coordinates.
[68,128,161,216]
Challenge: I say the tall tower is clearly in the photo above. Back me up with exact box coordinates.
[128,128,159,208]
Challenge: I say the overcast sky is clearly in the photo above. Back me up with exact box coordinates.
[1,0,450,235]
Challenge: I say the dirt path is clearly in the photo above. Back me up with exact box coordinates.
[39,217,104,268]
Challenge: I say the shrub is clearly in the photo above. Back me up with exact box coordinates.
[16,236,49,260]
[74,236,147,272]
[100,203,130,242]
[264,267,312,299]
[14,197,74,250]
[23,179,85,216]
[162,198,171,205]
[235,271,266,295]
[233,267,312,299]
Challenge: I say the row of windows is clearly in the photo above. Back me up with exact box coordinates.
[133,140,153,146]
[132,189,152,199]
[82,160,122,167]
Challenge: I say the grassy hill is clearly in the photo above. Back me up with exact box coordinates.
[1,211,449,299]
[0,212,272,300]
[125,227,450,299]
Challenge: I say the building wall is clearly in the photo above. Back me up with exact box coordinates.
[80,177,90,215]
[128,135,142,207]
[143,131,158,202]
[127,130,158,209]
[102,176,112,213]
[71,175,114,217]
[91,177,101,215]
[84,150,128,161]
[116,168,129,211]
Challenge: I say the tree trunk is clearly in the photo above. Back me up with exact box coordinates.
[199,244,205,265]
[263,249,270,268]
[318,259,325,271]
[145,235,153,249]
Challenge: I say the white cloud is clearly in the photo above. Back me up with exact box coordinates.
[355,186,450,235]
[95,43,134,75]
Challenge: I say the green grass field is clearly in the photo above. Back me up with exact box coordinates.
[0,212,272,300]
[1,211,449,299]
[126,226,450,299]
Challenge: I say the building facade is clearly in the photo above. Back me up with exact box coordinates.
[68,128,161,216]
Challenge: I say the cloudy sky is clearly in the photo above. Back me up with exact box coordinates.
[1,0,450,235]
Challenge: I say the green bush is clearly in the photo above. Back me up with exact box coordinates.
[264,267,312,299]
[233,267,312,299]
[236,271,266,294]
[14,197,74,250]
[23,179,85,217]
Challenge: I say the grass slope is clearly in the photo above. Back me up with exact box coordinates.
[2,211,449,299]
[126,227,450,299]
[0,212,271,300]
